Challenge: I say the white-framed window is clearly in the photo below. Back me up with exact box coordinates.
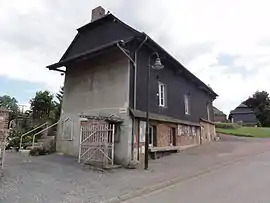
[207,104,210,120]
[148,125,156,147]
[187,126,191,136]
[149,125,154,147]
[192,127,196,136]
[184,94,190,115]
[158,82,166,107]
[178,124,184,136]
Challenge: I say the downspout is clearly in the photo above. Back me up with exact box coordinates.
[133,36,148,161]
[134,35,148,110]
[117,36,148,161]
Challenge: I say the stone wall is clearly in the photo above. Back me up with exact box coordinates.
[153,122,200,148]
[0,108,9,132]
[200,119,217,144]
[0,108,9,174]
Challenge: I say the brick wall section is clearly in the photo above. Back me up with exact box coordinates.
[0,110,9,131]
[176,125,200,146]
[0,108,9,140]
[156,123,200,147]
[156,124,172,147]
[0,108,9,172]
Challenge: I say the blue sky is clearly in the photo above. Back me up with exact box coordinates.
[0,76,50,106]
[1,0,270,115]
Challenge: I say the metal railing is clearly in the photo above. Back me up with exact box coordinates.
[19,118,70,149]
[31,118,70,147]
[19,123,47,149]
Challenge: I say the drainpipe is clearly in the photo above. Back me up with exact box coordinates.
[132,36,148,161]
[134,35,148,110]
[117,36,148,161]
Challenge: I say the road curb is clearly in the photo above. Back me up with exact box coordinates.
[104,149,268,203]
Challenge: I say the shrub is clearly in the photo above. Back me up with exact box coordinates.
[215,122,240,129]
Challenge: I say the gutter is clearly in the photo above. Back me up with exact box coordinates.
[47,37,135,71]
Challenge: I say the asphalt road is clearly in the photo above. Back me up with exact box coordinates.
[127,150,270,203]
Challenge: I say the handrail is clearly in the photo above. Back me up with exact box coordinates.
[32,118,70,147]
[19,122,47,149]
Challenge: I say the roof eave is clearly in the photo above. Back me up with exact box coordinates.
[142,33,218,97]
[47,40,122,70]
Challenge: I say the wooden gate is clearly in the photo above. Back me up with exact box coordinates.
[78,119,115,167]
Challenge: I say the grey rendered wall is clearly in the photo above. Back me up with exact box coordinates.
[58,50,133,165]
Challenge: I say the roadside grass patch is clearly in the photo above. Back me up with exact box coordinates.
[216,126,270,138]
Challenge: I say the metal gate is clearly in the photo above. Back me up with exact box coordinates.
[78,119,115,167]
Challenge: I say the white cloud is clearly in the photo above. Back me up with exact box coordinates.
[1,0,270,114]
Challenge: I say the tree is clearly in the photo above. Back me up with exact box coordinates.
[0,95,19,120]
[244,91,270,127]
[30,91,54,122]
[54,86,64,121]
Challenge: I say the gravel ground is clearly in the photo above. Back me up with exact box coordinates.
[0,135,269,203]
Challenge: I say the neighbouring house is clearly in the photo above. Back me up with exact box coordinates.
[229,103,258,126]
[47,6,218,168]
[213,106,227,122]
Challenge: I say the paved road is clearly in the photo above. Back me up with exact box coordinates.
[128,150,270,203]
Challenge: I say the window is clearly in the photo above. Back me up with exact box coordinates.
[169,127,176,146]
[187,126,191,136]
[158,82,166,107]
[178,124,184,136]
[192,127,196,136]
[148,125,156,147]
[207,104,210,120]
[184,94,190,115]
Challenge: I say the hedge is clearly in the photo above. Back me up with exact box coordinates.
[215,122,241,129]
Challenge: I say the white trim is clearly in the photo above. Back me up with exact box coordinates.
[158,82,166,107]
[184,94,190,115]
[207,104,210,120]
[149,125,154,147]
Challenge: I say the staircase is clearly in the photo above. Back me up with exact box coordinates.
[19,119,68,155]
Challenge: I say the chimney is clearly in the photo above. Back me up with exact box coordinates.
[91,6,106,22]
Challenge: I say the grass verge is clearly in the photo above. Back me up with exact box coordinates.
[216,127,270,138]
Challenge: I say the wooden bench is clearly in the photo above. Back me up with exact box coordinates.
[149,145,197,159]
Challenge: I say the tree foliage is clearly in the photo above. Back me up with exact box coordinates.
[54,86,64,121]
[30,91,54,121]
[244,91,270,127]
[0,95,19,120]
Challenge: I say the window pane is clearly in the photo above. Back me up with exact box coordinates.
[159,83,166,107]
[184,95,189,114]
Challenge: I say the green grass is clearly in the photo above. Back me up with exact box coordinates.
[216,127,270,138]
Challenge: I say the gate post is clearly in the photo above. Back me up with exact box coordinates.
[78,125,82,163]
[112,124,115,165]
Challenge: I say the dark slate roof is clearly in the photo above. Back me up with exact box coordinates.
[47,12,218,97]
[230,103,255,114]
[213,106,226,116]
[237,103,248,108]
